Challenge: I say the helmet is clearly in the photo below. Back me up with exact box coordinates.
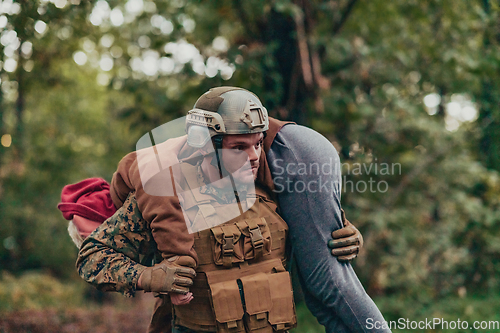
[186,87,269,148]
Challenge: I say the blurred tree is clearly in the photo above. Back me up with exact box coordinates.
[478,0,500,173]
[0,0,133,276]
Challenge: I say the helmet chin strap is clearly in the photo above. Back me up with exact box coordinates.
[212,135,224,180]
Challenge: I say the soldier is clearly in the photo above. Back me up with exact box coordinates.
[77,87,390,333]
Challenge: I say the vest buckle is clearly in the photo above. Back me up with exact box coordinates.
[223,235,235,256]
[249,227,264,249]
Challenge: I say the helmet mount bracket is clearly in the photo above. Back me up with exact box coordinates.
[240,100,267,129]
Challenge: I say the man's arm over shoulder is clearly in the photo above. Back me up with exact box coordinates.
[109,139,197,263]
[76,192,156,297]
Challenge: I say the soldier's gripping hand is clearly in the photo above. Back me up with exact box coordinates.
[328,211,364,262]
[138,256,197,294]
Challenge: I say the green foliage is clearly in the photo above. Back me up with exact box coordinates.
[0,55,134,275]
[0,271,85,312]
[376,294,500,332]
[293,302,324,333]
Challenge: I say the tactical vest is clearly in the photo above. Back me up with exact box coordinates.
[172,163,297,333]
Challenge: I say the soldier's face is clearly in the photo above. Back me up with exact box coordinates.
[221,133,263,184]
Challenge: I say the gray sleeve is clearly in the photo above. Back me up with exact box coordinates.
[267,124,390,333]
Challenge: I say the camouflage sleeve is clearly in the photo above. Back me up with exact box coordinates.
[76,192,157,297]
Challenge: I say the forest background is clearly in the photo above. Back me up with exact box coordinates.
[1,0,500,332]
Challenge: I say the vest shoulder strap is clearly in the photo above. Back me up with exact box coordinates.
[264,117,294,153]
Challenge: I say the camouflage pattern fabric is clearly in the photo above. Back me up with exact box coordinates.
[77,192,158,297]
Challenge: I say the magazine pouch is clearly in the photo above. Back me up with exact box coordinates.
[210,279,246,332]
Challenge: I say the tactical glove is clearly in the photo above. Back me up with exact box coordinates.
[140,256,197,294]
[328,210,364,262]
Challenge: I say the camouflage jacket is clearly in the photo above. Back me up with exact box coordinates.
[77,192,158,297]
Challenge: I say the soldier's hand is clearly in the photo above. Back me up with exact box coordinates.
[328,218,364,262]
[139,256,197,294]
[170,291,194,305]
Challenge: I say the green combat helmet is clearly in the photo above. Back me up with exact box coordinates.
[185,87,269,179]
[185,87,269,149]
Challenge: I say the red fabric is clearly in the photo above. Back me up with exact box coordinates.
[57,178,117,223]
